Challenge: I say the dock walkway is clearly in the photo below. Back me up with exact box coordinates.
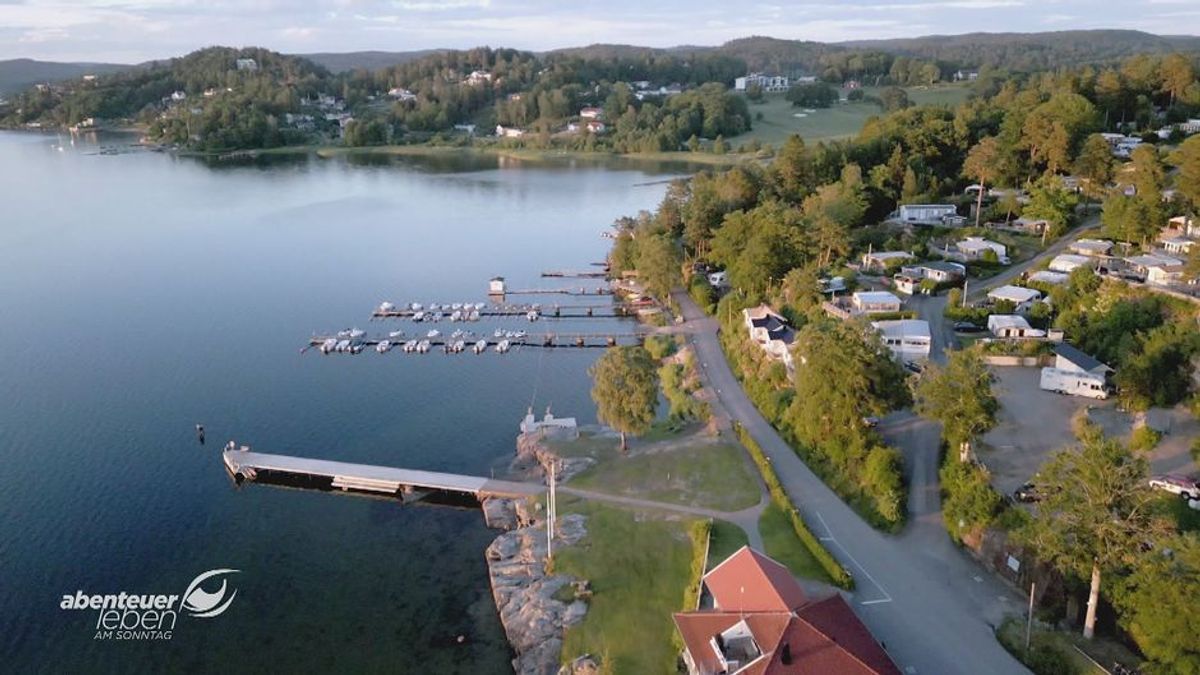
[223,446,544,499]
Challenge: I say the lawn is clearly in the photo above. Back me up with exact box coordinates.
[568,441,763,512]
[733,83,972,148]
[996,617,1139,675]
[555,500,705,674]
[758,502,833,583]
[707,519,750,569]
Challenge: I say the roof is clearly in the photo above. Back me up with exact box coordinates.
[987,285,1041,303]
[853,291,901,306]
[1050,253,1092,267]
[913,261,966,274]
[1053,343,1111,373]
[1126,254,1183,269]
[1028,270,1070,285]
[958,237,1003,250]
[704,546,808,613]
[1071,238,1112,252]
[900,203,956,210]
[987,314,1032,330]
[872,319,931,340]
[864,250,914,261]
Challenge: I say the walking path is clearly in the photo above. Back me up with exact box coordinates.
[671,290,1028,675]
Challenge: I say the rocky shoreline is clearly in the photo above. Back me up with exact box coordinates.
[482,429,594,675]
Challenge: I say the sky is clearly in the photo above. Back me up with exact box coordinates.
[1,0,1199,64]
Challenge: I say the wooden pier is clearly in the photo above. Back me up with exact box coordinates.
[540,269,608,279]
[222,444,544,500]
[371,303,632,320]
[503,287,615,296]
[306,331,648,352]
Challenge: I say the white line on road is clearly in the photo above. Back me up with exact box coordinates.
[813,510,893,605]
[861,599,893,605]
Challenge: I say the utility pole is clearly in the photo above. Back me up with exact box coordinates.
[546,460,557,562]
[1025,581,1036,656]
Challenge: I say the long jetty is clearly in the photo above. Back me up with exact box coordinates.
[222,444,544,500]
[371,303,634,320]
[306,332,648,352]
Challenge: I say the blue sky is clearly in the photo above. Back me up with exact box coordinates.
[1,0,1198,63]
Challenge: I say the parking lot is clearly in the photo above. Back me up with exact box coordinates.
[981,367,1200,499]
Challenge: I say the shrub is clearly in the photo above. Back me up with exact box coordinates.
[940,452,1004,543]
[1129,425,1162,453]
[645,335,677,360]
[688,276,717,315]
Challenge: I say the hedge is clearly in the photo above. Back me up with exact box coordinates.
[734,423,855,589]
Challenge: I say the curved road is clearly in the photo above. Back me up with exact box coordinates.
[673,291,1027,675]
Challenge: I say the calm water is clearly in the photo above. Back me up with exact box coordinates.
[0,132,680,673]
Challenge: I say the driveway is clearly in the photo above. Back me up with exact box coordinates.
[674,291,1028,675]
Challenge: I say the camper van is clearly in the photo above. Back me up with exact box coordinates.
[1039,368,1109,399]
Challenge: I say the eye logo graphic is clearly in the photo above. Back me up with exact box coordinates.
[181,569,240,618]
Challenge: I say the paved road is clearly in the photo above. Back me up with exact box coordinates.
[967,214,1099,300]
[673,291,1027,675]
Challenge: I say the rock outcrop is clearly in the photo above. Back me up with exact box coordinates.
[511,429,598,483]
[486,512,588,675]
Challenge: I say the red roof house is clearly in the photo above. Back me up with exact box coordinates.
[674,546,900,675]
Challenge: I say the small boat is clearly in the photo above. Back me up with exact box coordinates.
[429,303,441,311]
[432,312,444,322]
[379,301,395,313]
[526,310,539,321]
[403,340,418,353]
[349,342,364,354]
[336,328,353,338]
[474,302,485,310]
[427,329,440,339]
[376,340,392,354]
[451,329,464,339]
[514,330,527,339]
[319,338,338,354]
[494,328,504,338]
[450,310,462,322]
[452,340,466,353]
[473,339,488,354]
[348,328,365,339]
[496,340,511,353]
[451,303,463,311]
[413,311,426,322]
[389,329,405,339]
[335,339,351,352]
[468,310,480,321]
[417,340,431,353]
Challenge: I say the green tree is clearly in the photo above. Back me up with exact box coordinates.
[1074,134,1115,204]
[712,134,727,155]
[1173,135,1200,211]
[589,346,659,451]
[878,86,910,113]
[963,136,1002,228]
[634,233,682,302]
[1021,429,1169,639]
[914,349,999,461]
[1023,176,1079,237]
[1115,322,1200,411]
[1122,532,1200,674]
[1159,53,1196,106]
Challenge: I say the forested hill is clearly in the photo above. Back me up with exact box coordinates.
[839,30,1200,70]
[300,49,444,73]
[0,59,129,95]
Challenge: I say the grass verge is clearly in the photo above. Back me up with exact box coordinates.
[554,499,706,674]
[707,519,750,569]
[758,502,832,583]
[996,617,1137,675]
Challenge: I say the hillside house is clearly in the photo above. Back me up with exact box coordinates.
[674,547,900,675]
[872,319,932,361]
[734,73,790,92]
[861,250,915,271]
[1068,239,1114,257]
[1028,270,1070,286]
[579,107,603,119]
[851,291,902,314]
[897,204,960,226]
[988,315,1045,339]
[956,237,1009,263]
[1048,254,1093,273]
[987,285,1042,312]
[1125,254,1184,287]
[1161,237,1195,256]
[743,305,795,368]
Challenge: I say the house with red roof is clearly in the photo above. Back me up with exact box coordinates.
[674,546,900,675]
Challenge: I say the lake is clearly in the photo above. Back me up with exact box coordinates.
[0,132,681,673]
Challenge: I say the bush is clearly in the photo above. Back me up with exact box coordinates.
[940,450,1005,543]
[734,423,854,589]
[645,335,677,360]
[688,276,717,315]
[1130,425,1162,453]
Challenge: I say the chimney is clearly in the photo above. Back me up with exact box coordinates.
[781,643,792,665]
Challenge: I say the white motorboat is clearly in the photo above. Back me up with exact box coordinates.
[379,301,395,313]
[335,339,351,352]
[376,340,392,354]
[494,328,504,338]
[514,330,527,339]
[429,303,441,311]
[431,312,443,322]
[389,329,406,339]
[474,302,485,310]
[451,303,463,311]
[468,310,480,321]
[413,310,426,322]
[450,310,462,322]
[427,329,440,339]
[403,340,418,353]
[526,310,539,321]
[349,342,364,354]
[410,302,423,311]
[348,328,365,339]
[473,339,488,354]
[336,328,353,338]
[496,339,511,353]
[451,329,464,339]
[417,340,431,353]
[319,338,338,354]
[452,340,466,353]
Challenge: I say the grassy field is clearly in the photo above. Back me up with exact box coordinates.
[758,502,833,583]
[568,440,762,512]
[555,499,704,674]
[733,83,972,148]
[707,519,750,569]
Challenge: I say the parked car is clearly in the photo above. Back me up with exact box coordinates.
[953,321,986,333]
[862,416,880,428]
[903,361,924,374]
[1148,475,1200,500]
[1012,482,1043,503]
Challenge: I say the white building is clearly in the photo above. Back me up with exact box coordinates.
[872,319,932,361]
[734,73,790,92]
[1125,254,1184,287]
[1161,237,1196,256]
[861,250,915,271]
[851,291,902,314]
[987,285,1042,312]
[579,107,603,119]
[1069,239,1114,257]
[897,204,959,226]
[1028,270,1070,286]
[988,314,1045,339]
[465,70,493,85]
[957,237,1009,263]
[235,58,258,72]
[170,90,186,101]
[520,407,579,437]
[743,305,795,368]
[388,87,417,101]
[1040,343,1111,399]
[901,261,966,283]
[495,125,525,138]
[1048,254,1094,273]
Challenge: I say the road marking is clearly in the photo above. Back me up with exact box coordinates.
[813,510,892,604]
[861,599,893,605]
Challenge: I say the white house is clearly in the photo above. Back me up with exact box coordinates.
[900,261,966,283]
[1125,254,1185,287]
[1048,254,1094,273]
[988,314,1045,339]
[495,125,525,138]
[987,285,1042,312]
[388,87,417,101]
[898,204,959,226]
[579,107,603,119]
[170,90,186,101]
[1168,215,1198,238]
[235,58,258,72]
[1028,270,1070,286]
[957,237,1009,263]
[1162,237,1196,256]
[1004,217,1049,235]
[743,305,795,368]
[465,70,493,85]
[734,73,789,92]
[851,291,902,314]
[861,250,915,271]
[1069,239,1114,257]
[520,407,578,437]
[872,319,932,361]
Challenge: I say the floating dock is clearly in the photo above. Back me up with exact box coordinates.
[306,332,648,352]
[371,303,634,320]
[222,444,544,500]
[541,269,608,279]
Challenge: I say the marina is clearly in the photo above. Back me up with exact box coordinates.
[222,443,545,500]
[308,330,653,353]
[371,300,641,320]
